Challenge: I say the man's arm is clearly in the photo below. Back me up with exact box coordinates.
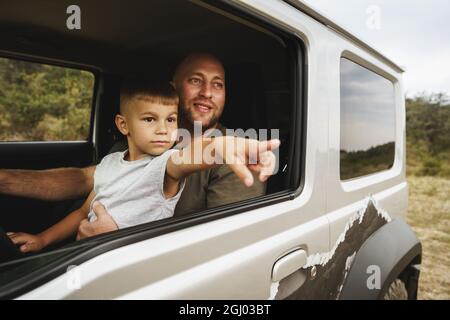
[8,190,96,253]
[0,166,95,201]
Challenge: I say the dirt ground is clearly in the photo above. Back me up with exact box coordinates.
[406,176,450,299]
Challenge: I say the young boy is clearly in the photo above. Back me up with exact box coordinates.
[8,77,280,253]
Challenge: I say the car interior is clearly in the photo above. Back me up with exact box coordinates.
[0,0,301,261]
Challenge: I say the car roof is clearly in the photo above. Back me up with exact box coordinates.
[0,0,403,73]
[284,0,404,73]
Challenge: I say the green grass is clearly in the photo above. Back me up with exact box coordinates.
[406,176,450,299]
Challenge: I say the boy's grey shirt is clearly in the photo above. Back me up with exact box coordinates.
[88,149,184,228]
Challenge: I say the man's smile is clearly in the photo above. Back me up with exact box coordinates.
[193,101,214,113]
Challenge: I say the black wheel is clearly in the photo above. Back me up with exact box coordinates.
[383,279,408,300]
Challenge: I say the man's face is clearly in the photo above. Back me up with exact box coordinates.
[175,56,225,130]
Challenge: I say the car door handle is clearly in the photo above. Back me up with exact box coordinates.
[272,249,307,282]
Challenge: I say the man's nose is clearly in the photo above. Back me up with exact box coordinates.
[199,82,212,99]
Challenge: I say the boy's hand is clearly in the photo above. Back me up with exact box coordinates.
[7,232,45,253]
[213,137,280,187]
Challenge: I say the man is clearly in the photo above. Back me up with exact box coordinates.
[0,53,270,238]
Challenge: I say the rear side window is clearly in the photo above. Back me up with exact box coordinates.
[340,58,396,180]
[0,57,94,142]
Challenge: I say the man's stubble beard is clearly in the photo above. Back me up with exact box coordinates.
[179,104,222,133]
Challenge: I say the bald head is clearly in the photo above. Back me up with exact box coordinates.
[173,53,225,87]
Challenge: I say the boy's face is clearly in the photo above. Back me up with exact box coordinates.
[117,97,178,157]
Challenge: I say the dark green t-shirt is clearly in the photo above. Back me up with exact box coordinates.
[174,158,266,216]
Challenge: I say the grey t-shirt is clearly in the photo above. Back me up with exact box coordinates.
[88,149,184,229]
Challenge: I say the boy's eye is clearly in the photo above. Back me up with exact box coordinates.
[167,117,177,123]
[143,117,155,122]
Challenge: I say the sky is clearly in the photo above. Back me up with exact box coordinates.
[301,0,450,97]
[340,58,396,151]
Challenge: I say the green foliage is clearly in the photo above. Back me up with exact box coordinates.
[406,93,450,177]
[420,158,442,176]
[0,57,94,141]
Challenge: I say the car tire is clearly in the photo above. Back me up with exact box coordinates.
[383,278,408,300]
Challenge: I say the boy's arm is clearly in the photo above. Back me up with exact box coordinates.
[164,137,216,198]
[39,190,96,247]
[8,190,96,253]
[0,166,95,201]
[165,136,280,192]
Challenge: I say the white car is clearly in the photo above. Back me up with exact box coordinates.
[0,0,421,300]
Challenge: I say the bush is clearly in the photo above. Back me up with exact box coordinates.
[0,57,94,141]
[406,93,450,178]
[420,158,441,176]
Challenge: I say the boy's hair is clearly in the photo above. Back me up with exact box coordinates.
[120,76,179,114]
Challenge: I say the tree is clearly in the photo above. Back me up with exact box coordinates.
[0,57,94,141]
[406,93,450,177]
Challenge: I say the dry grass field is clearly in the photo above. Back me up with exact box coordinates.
[406,176,450,299]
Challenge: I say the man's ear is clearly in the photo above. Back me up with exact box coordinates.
[115,114,129,136]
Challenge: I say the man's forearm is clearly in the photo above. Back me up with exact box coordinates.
[0,166,95,201]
